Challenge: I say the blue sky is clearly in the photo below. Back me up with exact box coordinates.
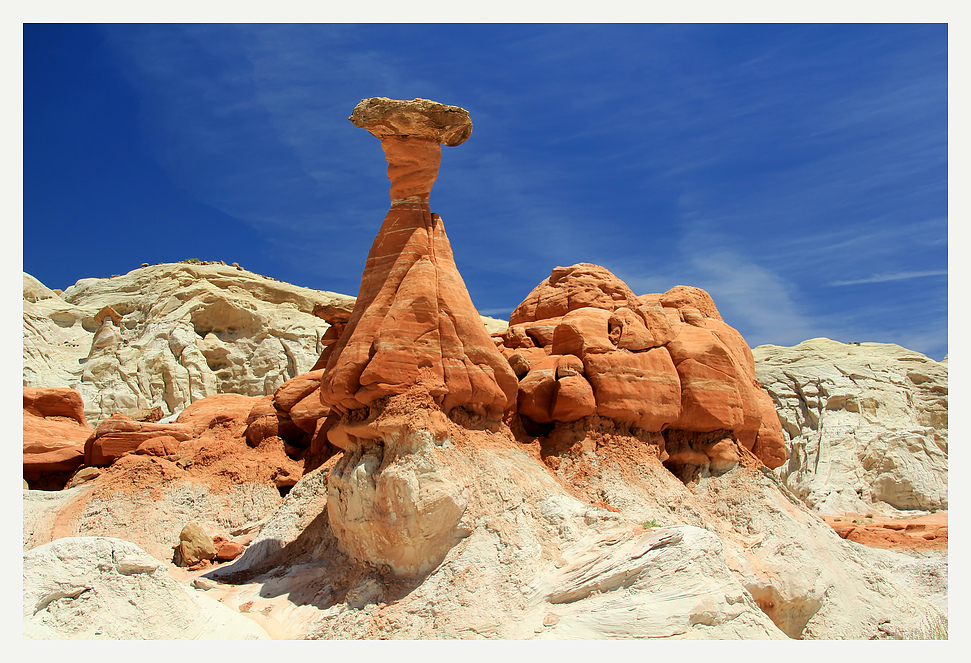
[22,23,948,359]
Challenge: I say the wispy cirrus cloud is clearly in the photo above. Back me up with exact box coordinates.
[829,270,948,287]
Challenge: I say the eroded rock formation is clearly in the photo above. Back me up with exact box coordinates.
[497,262,787,478]
[319,98,518,422]
[313,98,521,574]
[21,97,947,641]
[753,338,948,514]
[23,387,93,489]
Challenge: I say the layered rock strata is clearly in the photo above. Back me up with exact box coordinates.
[497,263,787,475]
[753,338,947,514]
[315,98,520,574]
[23,387,93,489]
[320,99,518,420]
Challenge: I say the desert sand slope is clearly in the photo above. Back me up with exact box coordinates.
[753,338,947,515]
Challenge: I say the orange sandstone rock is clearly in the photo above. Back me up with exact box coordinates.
[22,387,92,482]
[273,370,325,412]
[319,98,517,419]
[134,435,182,457]
[551,307,615,359]
[583,348,682,431]
[289,389,331,434]
[501,266,786,470]
[509,263,640,325]
[85,414,194,466]
[23,386,88,425]
[176,393,260,436]
[659,285,723,321]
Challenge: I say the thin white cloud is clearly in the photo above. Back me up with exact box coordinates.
[829,270,948,286]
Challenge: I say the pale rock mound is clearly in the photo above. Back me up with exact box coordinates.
[23,536,269,639]
[22,265,351,426]
[753,338,947,514]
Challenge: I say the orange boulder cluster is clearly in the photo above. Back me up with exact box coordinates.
[22,388,335,492]
[495,263,787,471]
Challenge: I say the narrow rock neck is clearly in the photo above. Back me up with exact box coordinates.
[380,136,442,202]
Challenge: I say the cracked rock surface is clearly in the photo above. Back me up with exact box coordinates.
[23,536,270,639]
[753,338,947,514]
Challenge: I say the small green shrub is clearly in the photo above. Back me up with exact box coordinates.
[642,519,659,529]
[183,258,201,264]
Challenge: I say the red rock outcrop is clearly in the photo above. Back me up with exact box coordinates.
[23,387,93,487]
[498,264,787,472]
[23,386,88,425]
[510,263,641,325]
[85,415,195,467]
[319,98,518,420]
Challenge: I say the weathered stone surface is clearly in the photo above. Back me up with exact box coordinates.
[85,414,194,466]
[659,285,723,321]
[215,540,245,561]
[175,393,260,436]
[754,338,948,514]
[311,322,346,370]
[23,386,87,425]
[134,435,182,457]
[583,348,682,431]
[273,370,325,412]
[636,303,677,346]
[509,263,640,325]
[23,537,269,639]
[65,466,102,489]
[607,307,656,351]
[320,100,518,419]
[550,307,615,359]
[549,374,597,423]
[517,356,559,424]
[289,389,331,434]
[666,325,748,432]
[349,97,473,146]
[22,265,344,426]
[175,522,217,566]
[23,388,93,486]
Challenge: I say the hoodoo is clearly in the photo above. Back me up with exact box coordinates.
[319,98,518,420]
[316,98,520,575]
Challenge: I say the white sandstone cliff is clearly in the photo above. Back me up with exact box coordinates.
[753,338,947,515]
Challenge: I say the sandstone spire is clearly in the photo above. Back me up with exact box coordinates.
[319,98,518,419]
